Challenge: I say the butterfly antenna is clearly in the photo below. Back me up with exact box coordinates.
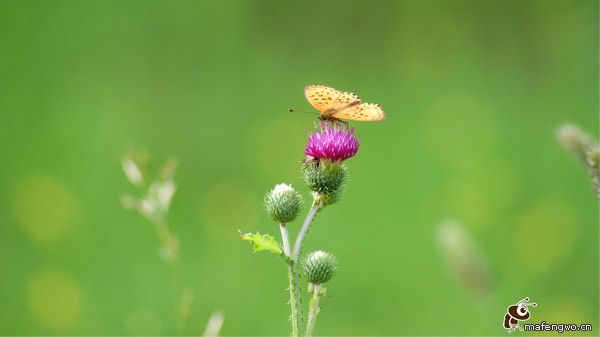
[288,109,314,114]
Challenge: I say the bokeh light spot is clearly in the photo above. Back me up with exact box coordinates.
[12,174,78,243]
[538,296,592,328]
[514,200,578,274]
[199,179,259,239]
[440,157,516,228]
[441,181,488,227]
[26,268,82,330]
[125,308,162,336]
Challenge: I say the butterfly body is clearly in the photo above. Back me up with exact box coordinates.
[303,85,385,123]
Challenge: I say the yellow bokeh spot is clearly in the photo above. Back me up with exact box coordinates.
[538,297,592,329]
[12,174,78,243]
[199,179,259,238]
[440,157,516,228]
[126,308,162,335]
[441,181,488,227]
[26,268,82,330]
[514,200,578,274]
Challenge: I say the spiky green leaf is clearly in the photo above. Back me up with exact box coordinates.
[238,230,283,255]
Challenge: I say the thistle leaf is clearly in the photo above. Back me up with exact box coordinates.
[238,230,283,255]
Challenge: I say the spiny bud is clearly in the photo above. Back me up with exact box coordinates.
[264,183,303,223]
[586,145,599,169]
[586,145,600,197]
[303,160,347,205]
[302,250,338,285]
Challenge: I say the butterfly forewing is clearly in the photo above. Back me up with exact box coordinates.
[332,103,386,121]
[304,85,361,114]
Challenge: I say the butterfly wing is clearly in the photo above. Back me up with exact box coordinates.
[304,85,361,114]
[330,103,386,121]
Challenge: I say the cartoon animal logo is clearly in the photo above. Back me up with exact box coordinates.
[504,297,537,333]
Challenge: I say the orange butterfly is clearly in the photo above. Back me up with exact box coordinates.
[290,85,385,123]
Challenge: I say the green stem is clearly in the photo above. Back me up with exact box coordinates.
[291,197,323,336]
[279,223,291,257]
[305,283,323,337]
[292,197,323,265]
[279,224,299,336]
[286,263,299,337]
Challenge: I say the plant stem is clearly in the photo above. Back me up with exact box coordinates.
[305,283,323,337]
[292,198,323,267]
[291,197,323,336]
[279,223,291,257]
[286,263,299,337]
[279,223,299,336]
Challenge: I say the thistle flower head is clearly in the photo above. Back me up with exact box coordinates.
[305,122,360,163]
[264,183,303,223]
[302,250,339,285]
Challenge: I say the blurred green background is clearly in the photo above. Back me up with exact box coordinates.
[0,0,598,335]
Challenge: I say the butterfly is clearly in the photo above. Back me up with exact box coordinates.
[290,85,385,123]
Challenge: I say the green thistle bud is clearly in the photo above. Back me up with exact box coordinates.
[302,250,338,285]
[303,160,347,205]
[264,183,303,223]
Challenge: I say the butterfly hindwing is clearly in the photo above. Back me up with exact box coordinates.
[332,90,360,107]
[331,103,386,122]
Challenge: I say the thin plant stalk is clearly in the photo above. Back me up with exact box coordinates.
[279,223,291,257]
[291,197,323,336]
[305,283,324,337]
[292,197,323,264]
[279,223,299,336]
[286,264,300,336]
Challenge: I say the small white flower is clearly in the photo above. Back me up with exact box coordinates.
[121,195,137,210]
[138,199,155,219]
[158,181,176,213]
[122,158,145,187]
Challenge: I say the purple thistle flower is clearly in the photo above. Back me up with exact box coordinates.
[305,122,360,163]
